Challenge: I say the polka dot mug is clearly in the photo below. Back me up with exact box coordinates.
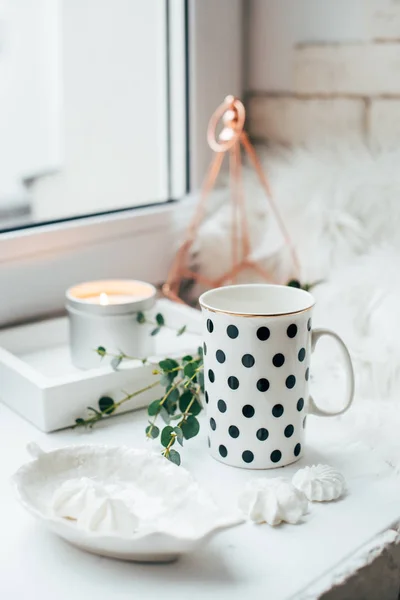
[199,284,355,469]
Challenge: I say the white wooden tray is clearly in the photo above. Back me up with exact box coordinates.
[0,299,202,432]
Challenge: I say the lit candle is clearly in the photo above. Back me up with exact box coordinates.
[66,280,156,369]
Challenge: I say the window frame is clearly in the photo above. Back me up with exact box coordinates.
[0,0,242,327]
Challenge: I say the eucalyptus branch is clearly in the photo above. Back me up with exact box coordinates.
[95,347,148,370]
[178,393,198,424]
[72,379,161,429]
[146,377,184,439]
[162,433,178,459]
[72,311,204,466]
[137,311,195,337]
[152,356,200,376]
[184,367,202,388]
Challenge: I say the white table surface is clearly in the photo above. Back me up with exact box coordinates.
[1,402,400,600]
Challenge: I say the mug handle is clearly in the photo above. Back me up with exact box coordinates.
[308,328,355,417]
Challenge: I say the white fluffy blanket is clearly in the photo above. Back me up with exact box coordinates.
[189,143,400,469]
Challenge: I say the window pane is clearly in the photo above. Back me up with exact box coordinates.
[0,0,171,228]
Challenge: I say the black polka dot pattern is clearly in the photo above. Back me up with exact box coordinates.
[216,349,226,363]
[229,425,240,438]
[257,326,270,341]
[270,450,282,463]
[242,450,254,464]
[242,404,255,418]
[272,353,285,367]
[256,428,269,441]
[284,424,294,438]
[227,325,239,339]
[219,445,228,458]
[228,376,239,390]
[203,311,310,468]
[217,399,227,413]
[257,378,270,392]
[286,375,296,389]
[242,354,255,368]
[272,404,284,418]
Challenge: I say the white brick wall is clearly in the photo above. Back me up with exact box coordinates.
[368,99,400,148]
[248,96,365,145]
[369,0,400,40]
[246,2,400,147]
[294,43,400,96]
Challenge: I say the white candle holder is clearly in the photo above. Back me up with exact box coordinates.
[66,280,156,369]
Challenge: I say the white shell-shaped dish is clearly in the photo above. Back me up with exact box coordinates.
[13,444,242,562]
[238,477,308,526]
[292,464,346,502]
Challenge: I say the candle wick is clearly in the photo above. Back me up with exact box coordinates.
[99,293,109,306]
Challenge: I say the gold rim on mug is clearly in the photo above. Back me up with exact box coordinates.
[199,284,316,318]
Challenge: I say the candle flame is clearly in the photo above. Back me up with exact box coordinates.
[99,292,109,306]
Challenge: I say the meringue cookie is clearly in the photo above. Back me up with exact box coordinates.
[238,477,308,526]
[51,477,138,535]
[78,496,138,535]
[292,464,346,502]
[52,477,108,520]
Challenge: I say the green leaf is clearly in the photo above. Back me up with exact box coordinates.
[179,390,202,416]
[165,393,179,415]
[97,346,106,357]
[183,362,197,378]
[182,355,193,362]
[161,425,174,447]
[167,448,181,466]
[148,399,161,416]
[198,370,205,393]
[160,372,174,387]
[145,424,160,439]
[136,311,146,324]
[197,346,203,357]
[159,359,171,371]
[111,356,122,370]
[169,414,183,421]
[159,406,171,424]
[177,325,187,337]
[75,418,85,426]
[151,327,161,336]
[173,427,184,446]
[287,279,301,289]
[98,396,115,414]
[181,415,200,440]
[179,390,192,411]
[167,386,180,403]
[155,313,165,326]
[159,358,179,372]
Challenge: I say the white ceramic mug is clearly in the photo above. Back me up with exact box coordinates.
[199,284,355,469]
